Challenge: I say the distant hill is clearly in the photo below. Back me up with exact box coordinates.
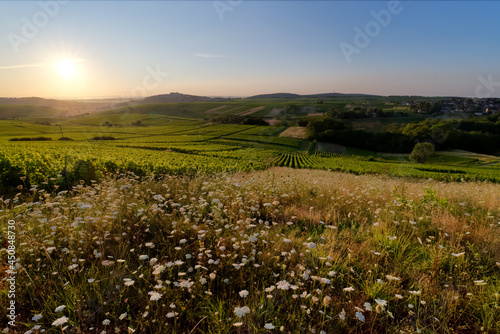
[116,92,382,104]
[0,97,62,107]
[304,93,380,98]
[247,92,380,99]
[247,93,303,99]
[0,105,66,119]
[0,97,123,117]
[138,93,215,104]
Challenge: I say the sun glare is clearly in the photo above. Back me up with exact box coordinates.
[55,59,78,79]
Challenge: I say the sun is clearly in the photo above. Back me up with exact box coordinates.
[55,59,78,79]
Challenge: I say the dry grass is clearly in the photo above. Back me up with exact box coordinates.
[1,167,499,333]
[279,127,308,139]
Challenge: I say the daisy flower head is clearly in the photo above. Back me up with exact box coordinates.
[234,306,251,318]
[52,316,69,327]
[149,291,162,301]
[54,305,66,313]
[264,323,275,329]
[276,280,291,290]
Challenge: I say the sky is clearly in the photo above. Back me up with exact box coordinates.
[0,1,499,99]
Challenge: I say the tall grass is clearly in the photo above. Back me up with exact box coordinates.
[0,168,499,333]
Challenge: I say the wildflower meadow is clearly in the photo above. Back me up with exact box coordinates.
[1,168,499,333]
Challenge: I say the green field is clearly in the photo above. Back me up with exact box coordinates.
[1,113,499,196]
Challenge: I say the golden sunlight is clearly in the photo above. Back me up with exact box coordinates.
[55,59,79,79]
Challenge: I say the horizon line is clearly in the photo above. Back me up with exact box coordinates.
[1,92,498,101]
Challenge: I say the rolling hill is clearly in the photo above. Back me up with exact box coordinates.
[247,92,381,99]
[0,97,127,116]
[0,105,66,119]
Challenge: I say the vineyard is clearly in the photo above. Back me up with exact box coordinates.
[1,119,500,194]
[273,152,325,169]
[271,152,500,182]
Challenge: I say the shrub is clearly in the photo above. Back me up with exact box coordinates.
[9,137,52,141]
[0,154,24,191]
[91,136,115,140]
[68,159,98,185]
[409,142,435,163]
[306,118,345,138]
[240,118,268,126]
[104,161,119,174]
[211,115,245,124]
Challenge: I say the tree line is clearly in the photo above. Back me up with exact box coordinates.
[326,106,408,119]
[303,116,500,155]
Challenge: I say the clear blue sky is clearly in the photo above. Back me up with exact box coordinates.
[0,1,499,98]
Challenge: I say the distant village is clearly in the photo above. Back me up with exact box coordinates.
[406,98,500,116]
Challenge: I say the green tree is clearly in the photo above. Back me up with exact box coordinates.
[306,118,344,138]
[409,142,435,163]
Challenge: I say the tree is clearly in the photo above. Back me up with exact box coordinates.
[306,118,344,138]
[409,142,435,163]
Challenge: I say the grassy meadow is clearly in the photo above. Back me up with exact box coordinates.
[1,168,499,333]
